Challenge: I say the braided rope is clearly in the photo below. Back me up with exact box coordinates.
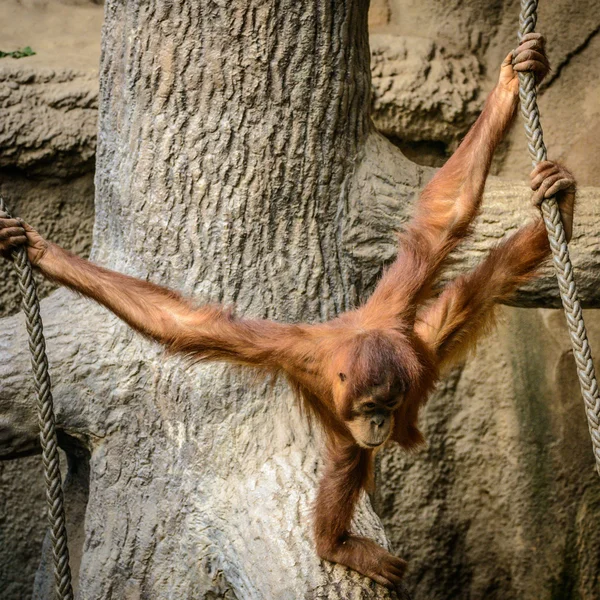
[0,197,73,599]
[517,0,600,476]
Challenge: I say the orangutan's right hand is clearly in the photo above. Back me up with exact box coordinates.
[0,212,50,265]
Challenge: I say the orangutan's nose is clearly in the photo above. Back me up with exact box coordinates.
[371,413,385,428]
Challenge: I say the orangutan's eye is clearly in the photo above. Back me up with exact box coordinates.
[363,402,377,412]
[384,396,402,409]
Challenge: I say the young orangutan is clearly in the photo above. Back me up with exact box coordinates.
[0,33,575,589]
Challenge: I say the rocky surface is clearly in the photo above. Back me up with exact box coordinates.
[0,69,98,176]
[0,172,95,315]
[375,2,600,599]
[0,1,599,599]
[379,308,600,599]
[0,3,101,598]
[374,0,600,183]
[370,35,481,151]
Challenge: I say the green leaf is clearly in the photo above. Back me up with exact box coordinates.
[0,46,36,59]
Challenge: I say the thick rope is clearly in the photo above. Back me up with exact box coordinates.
[517,0,600,476]
[0,197,74,600]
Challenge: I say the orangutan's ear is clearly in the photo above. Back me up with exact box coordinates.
[339,372,347,382]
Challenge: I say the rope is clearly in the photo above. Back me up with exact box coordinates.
[0,9,597,596]
[517,0,600,476]
[0,197,74,600]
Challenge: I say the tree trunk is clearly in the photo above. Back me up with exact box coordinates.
[1,1,600,598]
[3,1,400,597]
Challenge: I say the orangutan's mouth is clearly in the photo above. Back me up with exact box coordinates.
[363,440,384,448]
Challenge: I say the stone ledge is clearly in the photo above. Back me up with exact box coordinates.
[0,67,98,176]
[370,34,483,146]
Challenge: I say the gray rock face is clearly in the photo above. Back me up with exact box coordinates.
[0,4,102,598]
[1,1,600,599]
[0,172,95,316]
[0,69,97,177]
[374,5,600,598]
[370,35,481,149]
[380,308,600,599]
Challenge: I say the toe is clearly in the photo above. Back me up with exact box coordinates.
[370,572,393,589]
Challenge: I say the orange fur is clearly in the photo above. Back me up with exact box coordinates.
[26,80,575,590]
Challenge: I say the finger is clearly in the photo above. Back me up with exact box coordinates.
[531,168,560,192]
[385,572,404,586]
[532,188,545,206]
[534,173,565,203]
[389,556,407,569]
[7,235,28,247]
[514,39,545,56]
[530,164,560,190]
[0,226,27,240]
[519,33,545,46]
[387,564,407,579]
[532,190,545,207]
[384,557,407,576]
[0,217,22,229]
[545,178,574,199]
[0,236,28,254]
[513,42,548,62]
[530,160,556,177]
[513,49,549,67]
[501,51,514,67]
[532,176,562,205]
[17,219,35,233]
[513,60,550,75]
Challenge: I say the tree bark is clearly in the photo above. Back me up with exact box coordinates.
[4,1,400,598]
[1,1,599,598]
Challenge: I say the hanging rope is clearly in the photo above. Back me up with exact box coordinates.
[0,197,73,600]
[517,0,600,476]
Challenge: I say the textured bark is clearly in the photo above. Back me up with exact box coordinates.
[1,1,600,599]
[4,1,401,598]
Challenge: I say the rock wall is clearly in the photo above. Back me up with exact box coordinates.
[370,0,600,184]
[372,2,600,599]
[0,171,94,599]
[0,0,598,598]
[0,2,101,598]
